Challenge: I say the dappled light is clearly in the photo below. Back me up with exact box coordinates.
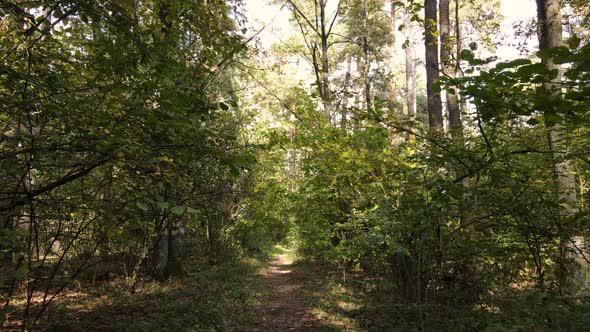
[1,0,590,330]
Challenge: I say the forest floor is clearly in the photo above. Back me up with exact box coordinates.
[19,254,268,331]
[244,249,324,331]
[13,246,585,331]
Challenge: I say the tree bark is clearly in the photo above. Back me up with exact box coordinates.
[388,0,397,109]
[320,0,332,120]
[455,0,466,113]
[153,218,169,280]
[404,1,416,118]
[354,54,362,128]
[360,2,372,112]
[440,0,461,133]
[536,0,587,293]
[357,53,366,113]
[363,35,372,112]
[425,0,443,133]
[166,217,185,278]
[341,56,352,129]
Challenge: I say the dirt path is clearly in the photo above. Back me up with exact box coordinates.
[248,251,323,331]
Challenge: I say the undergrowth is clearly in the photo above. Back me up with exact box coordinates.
[295,260,590,331]
[28,254,269,332]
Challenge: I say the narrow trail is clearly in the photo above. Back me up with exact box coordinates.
[249,251,323,331]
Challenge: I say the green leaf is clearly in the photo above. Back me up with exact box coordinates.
[136,202,149,211]
[219,102,230,111]
[112,88,126,95]
[495,59,532,71]
[459,49,474,62]
[568,35,581,49]
[543,112,561,126]
[516,63,549,78]
[537,46,570,61]
[15,266,28,280]
[229,165,240,177]
[157,201,170,210]
[432,81,442,93]
[53,6,63,18]
[171,206,185,215]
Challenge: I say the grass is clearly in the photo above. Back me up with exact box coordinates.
[24,253,270,331]
[293,259,590,331]
[14,244,590,331]
[294,261,365,331]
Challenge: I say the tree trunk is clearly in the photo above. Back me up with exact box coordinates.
[166,217,185,278]
[455,0,466,113]
[320,0,332,120]
[536,0,587,293]
[388,0,397,109]
[152,218,169,280]
[363,35,372,112]
[151,1,185,280]
[354,54,362,128]
[424,0,443,133]
[341,56,352,129]
[404,1,416,118]
[357,53,367,114]
[440,0,461,133]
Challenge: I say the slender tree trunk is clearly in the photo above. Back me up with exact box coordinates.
[404,2,416,118]
[354,54,362,128]
[440,0,461,133]
[536,0,587,293]
[341,56,352,129]
[320,0,332,120]
[151,1,184,280]
[363,35,372,112]
[455,0,466,113]
[359,2,372,112]
[165,217,185,278]
[441,0,468,214]
[286,99,297,174]
[357,52,367,113]
[425,0,443,133]
[153,216,169,280]
[388,0,397,109]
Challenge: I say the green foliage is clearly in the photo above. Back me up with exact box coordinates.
[37,256,267,332]
[452,43,590,126]
[0,0,267,328]
[1,0,589,329]
[259,41,590,329]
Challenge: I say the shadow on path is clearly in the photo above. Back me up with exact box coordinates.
[245,251,324,331]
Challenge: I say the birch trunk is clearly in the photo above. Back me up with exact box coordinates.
[536,0,587,293]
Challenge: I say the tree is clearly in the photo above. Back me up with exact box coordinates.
[341,0,391,115]
[388,0,398,109]
[536,0,587,293]
[440,0,461,133]
[0,0,247,327]
[424,0,443,133]
[283,0,340,120]
[403,0,416,119]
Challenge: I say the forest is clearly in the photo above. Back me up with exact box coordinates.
[1,0,589,330]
